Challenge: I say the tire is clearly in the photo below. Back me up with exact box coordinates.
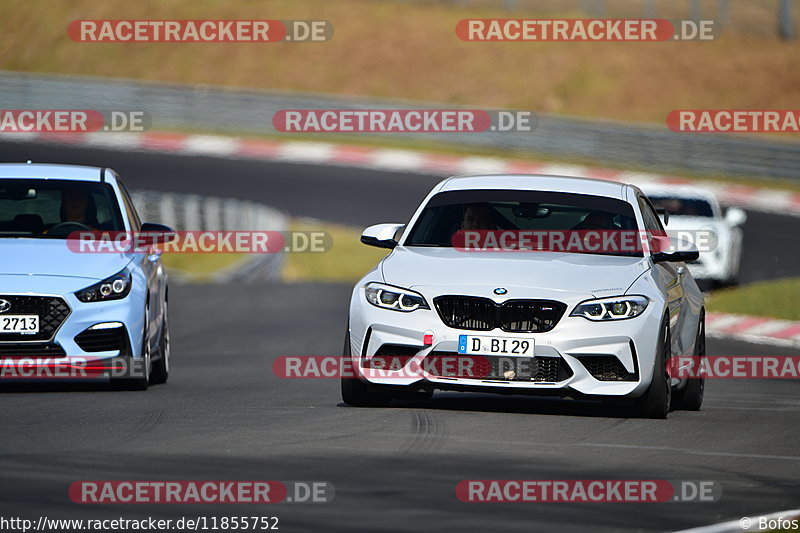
[150,302,170,385]
[340,331,391,407]
[634,319,671,419]
[673,312,705,411]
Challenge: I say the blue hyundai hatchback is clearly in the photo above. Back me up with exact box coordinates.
[0,163,172,388]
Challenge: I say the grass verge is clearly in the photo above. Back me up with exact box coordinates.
[283,220,387,283]
[706,278,800,322]
[147,220,384,283]
[161,252,247,282]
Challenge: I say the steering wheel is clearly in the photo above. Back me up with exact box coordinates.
[47,221,93,237]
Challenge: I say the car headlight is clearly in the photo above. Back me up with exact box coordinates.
[364,283,429,312]
[570,295,649,321]
[76,268,132,303]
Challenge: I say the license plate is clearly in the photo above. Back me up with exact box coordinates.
[0,315,39,334]
[458,335,534,356]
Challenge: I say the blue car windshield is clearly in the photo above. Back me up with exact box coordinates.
[0,179,125,238]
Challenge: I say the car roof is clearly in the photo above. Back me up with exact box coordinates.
[0,163,106,182]
[440,174,627,200]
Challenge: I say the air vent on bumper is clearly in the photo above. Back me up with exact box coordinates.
[75,324,127,353]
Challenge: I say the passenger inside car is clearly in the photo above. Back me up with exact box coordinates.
[571,211,620,230]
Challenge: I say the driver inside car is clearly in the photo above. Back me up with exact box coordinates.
[42,189,100,234]
[58,189,99,230]
[460,203,498,231]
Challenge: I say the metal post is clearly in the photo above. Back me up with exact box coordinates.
[689,0,701,21]
[717,0,730,31]
[779,0,795,40]
[596,0,606,17]
[579,0,604,17]
[644,0,657,18]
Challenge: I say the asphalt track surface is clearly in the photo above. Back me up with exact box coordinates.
[0,139,798,532]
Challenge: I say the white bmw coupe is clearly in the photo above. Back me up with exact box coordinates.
[344,175,705,418]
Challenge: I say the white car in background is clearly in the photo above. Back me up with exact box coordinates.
[640,185,746,288]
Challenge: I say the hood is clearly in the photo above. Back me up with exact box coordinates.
[0,239,132,280]
[381,247,650,298]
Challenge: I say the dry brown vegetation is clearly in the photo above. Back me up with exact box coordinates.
[0,0,798,125]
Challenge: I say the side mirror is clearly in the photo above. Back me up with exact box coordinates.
[725,207,747,226]
[361,223,404,250]
[656,207,669,227]
[652,237,699,263]
[138,222,178,246]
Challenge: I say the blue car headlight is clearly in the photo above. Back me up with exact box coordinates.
[365,283,429,312]
[76,268,132,303]
[570,295,649,321]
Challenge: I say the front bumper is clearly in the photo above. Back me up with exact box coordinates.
[349,287,664,398]
[0,286,146,379]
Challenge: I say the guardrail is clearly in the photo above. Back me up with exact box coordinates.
[1,71,799,179]
[129,190,288,282]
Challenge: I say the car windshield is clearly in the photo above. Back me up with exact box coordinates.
[0,179,125,238]
[404,189,641,256]
[648,195,714,217]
